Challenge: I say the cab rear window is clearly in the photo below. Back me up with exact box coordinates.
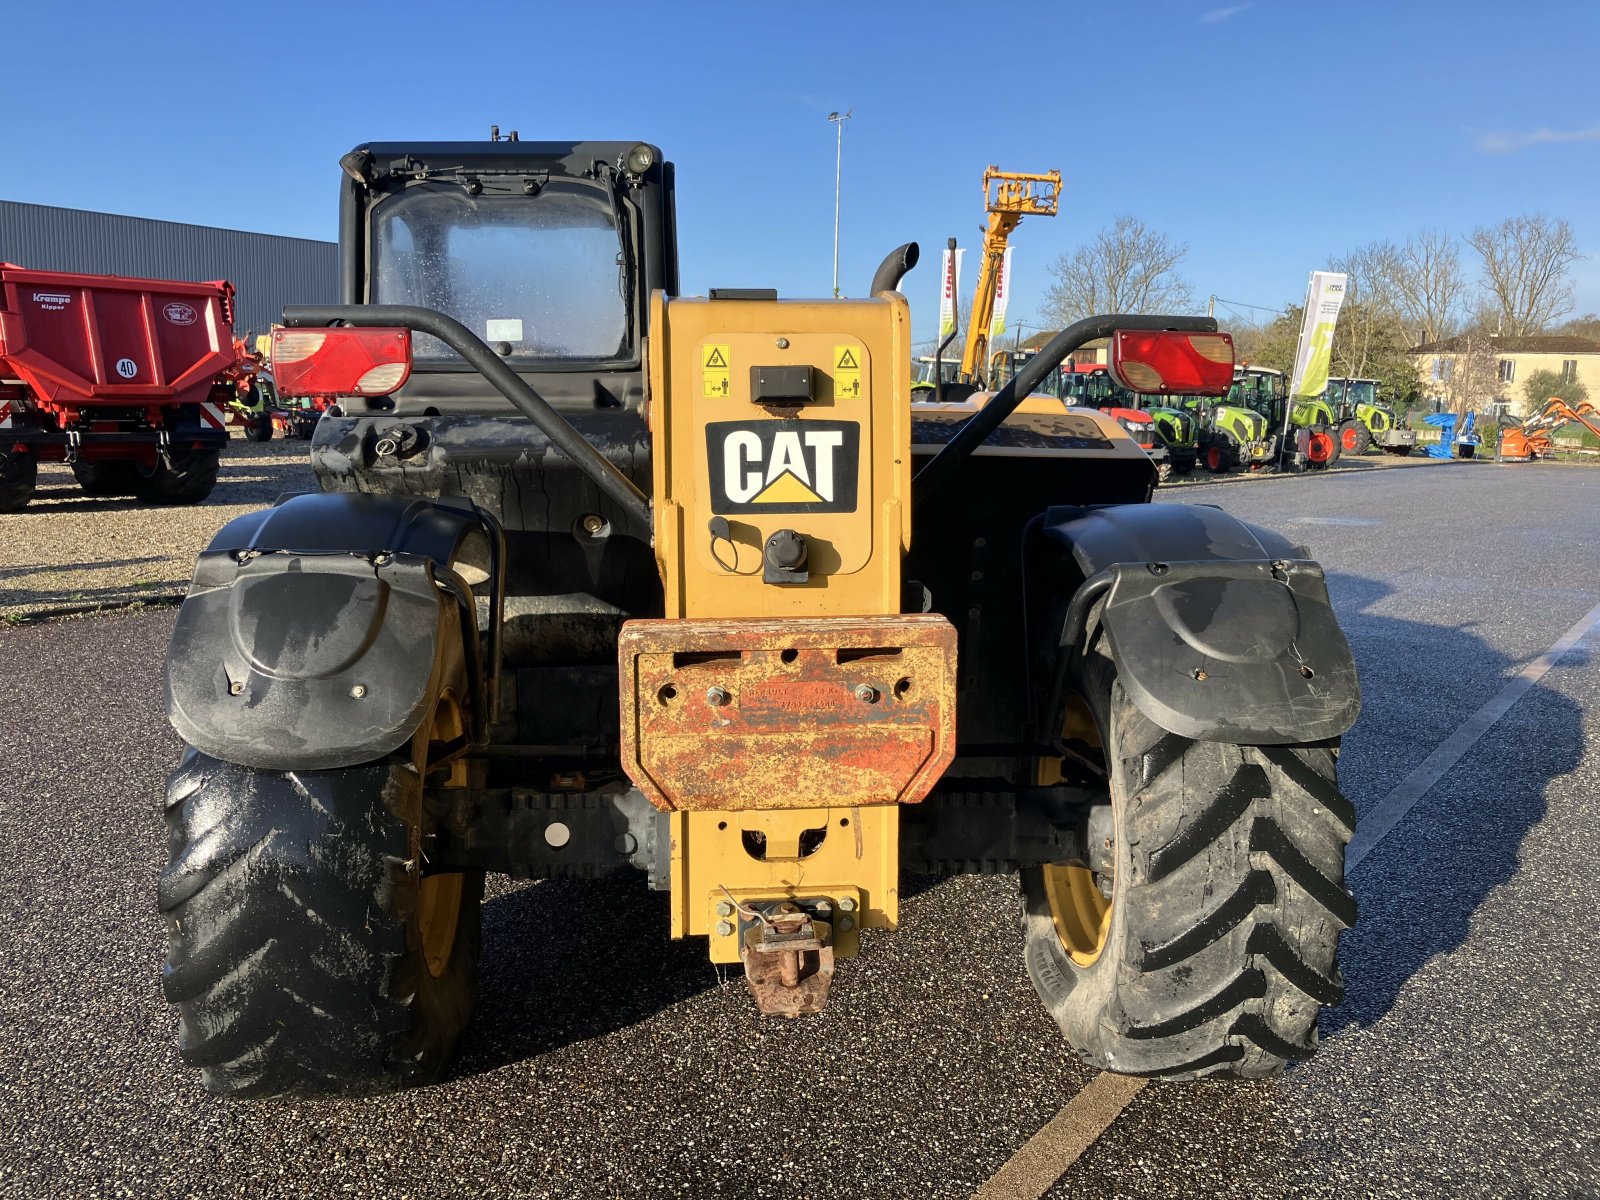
[371,183,629,363]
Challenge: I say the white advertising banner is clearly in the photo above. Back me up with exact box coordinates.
[1288,270,1348,398]
[938,246,965,339]
[988,247,1013,341]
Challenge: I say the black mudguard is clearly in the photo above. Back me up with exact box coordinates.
[164,492,493,771]
[1038,502,1360,745]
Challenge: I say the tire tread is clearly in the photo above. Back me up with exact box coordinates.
[1021,654,1354,1081]
[159,751,477,1097]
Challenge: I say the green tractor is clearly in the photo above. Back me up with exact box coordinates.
[1236,368,1343,471]
[1142,398,1199,475]
[1325,377,1417,457]
[993,353,1198,479]
[1182,367,1277,473]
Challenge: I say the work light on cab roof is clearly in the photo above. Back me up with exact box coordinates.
[271,326,412,398]
[1109,329,1234,396]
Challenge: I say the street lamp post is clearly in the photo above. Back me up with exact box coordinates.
[828,109,852,298]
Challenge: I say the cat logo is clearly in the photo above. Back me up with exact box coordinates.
[705,419,860,514]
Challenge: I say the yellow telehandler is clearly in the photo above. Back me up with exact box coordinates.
[157,137,1359,1096]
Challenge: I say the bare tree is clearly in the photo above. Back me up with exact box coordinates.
[1042,216,1192,325]
[1387,229,1465,344]
[1227,318,1272,364]
[1556,312,1600,342]
[1468,214,1585,336]
[1330,242,1403,377]
[1431,332,1500,414]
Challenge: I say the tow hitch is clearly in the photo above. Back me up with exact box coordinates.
[735,898,838,1017]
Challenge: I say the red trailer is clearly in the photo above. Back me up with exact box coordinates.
[0,264,240,511]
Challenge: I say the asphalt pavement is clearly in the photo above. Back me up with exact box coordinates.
[1,460,1596,1199]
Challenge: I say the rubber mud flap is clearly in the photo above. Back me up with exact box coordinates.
[1039,502,1359,745]
[162,491,492,770]
[1098,559,1359,744]
[165,551,447,770]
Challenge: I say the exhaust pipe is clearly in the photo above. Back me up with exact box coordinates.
[869,242,920,296]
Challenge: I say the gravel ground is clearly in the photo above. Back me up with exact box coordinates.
[0,432,1504,621]
[0,436,315,615]
[0,437,1444,618]
[1,462,1597,1199]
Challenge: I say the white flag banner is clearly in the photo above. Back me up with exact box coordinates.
[1288,271,1348,398]
[939,247,965,339]
[988,247,1013,341]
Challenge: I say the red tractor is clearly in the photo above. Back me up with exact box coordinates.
[0,264,240,510]
[1060,363,1174,480]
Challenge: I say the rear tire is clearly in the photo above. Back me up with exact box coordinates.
[1338,420,1371,456]
[1021,633,1354,1079]
[72,459,140,496]
[134,446,220,505]
[1156,459,1174,484]
[159,747,483,1097]
[0,449,37,512]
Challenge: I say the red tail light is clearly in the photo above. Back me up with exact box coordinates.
[271,327,412,398]
[1109,330,1234,396]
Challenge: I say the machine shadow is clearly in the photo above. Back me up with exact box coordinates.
[217,451,317,475]
[444,568,1584,1077]
[19,452,316,515]
[449,872,719,1080]
[0,555,166,581]
[1319,571,1586,1040]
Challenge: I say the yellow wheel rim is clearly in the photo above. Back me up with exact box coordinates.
[416,873,463,978]
[1041,863,1112,966]
[417,690,467,978]
[1036,690,1114,967]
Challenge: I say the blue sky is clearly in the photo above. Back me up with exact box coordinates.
[4,0,1598,341]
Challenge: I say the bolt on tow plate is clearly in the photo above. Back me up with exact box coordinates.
[740,901,836,1017]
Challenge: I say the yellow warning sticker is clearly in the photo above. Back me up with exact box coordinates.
[833,345,862,400]
[702,344,731,398]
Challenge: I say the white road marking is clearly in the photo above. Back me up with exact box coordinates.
[1347,598,1600,873]
[971,1073,1146,1200]
[972,598,1600,1199]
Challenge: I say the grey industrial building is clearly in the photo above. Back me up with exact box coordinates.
[0,200,337,335]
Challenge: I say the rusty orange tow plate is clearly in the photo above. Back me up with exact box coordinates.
[618,615,957,812]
